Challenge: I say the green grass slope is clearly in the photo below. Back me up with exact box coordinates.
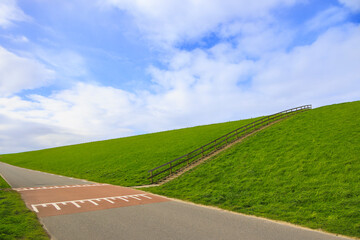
[0,117,259,186]
[147,101,360,238]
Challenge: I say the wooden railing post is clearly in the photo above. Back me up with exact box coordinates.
[169,162,172,174]
[150,171,153,184]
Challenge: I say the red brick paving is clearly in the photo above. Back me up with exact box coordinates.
[17,184,170,217]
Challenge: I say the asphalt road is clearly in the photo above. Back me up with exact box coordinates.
[0,162,93,187]
[0,162,353,240]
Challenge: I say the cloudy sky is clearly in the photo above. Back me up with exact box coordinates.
[0,0,359,153]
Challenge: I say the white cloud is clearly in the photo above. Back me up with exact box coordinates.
[306,7,349,31]
[2,22,360,153]
[148,23,360,121]
[0,84,138,153]
[253,23,360,106]
[101,0,300,46]
[1,1,359,153]
[0,113,83,153]
[229,21,295,58]
[2,23,359,153]
[0,0,30,28]
[34,49,88,79]
[1,34,29,43]
[0,46,55,96]
[0,83,138,138]
[339,0,360,12]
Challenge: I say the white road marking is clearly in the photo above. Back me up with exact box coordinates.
[14,183,108,191]
[52,203,61,210]
[71,201,81,208]
[114,196,129,202]
[32,205,39,213]
[30,194,153,213]
[104,199,114,204]
[88,200,99,206]
[142,195,152,199]
[129,196,141,200]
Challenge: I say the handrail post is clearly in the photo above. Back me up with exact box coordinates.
[150,171,153,184]
[201,147,204,157]
[169,162,172,174]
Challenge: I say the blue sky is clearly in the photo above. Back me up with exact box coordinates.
[0,0,359,153]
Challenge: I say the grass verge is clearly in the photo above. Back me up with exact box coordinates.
[0,176,49,240]
[0,175,10,189]
[146,101,360,238]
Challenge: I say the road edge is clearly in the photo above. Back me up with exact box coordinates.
[142,190,359,240]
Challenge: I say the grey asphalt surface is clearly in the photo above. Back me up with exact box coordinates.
[41,201,353,240]
[0,162,93,187]
[0,162,353,240]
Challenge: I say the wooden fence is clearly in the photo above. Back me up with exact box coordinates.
[148,105,312,183]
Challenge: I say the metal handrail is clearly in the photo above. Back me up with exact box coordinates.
[148,105,312,183]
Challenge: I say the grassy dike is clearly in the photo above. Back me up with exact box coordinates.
[0,176,49,240]
[146,101,360,238]
[0,117,259,186]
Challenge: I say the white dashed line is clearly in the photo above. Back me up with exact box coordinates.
[52,203,61,210]
[88,200,99,206]
[31,194,152,213]
[71,201,81,208]
[14,183,108,191]
[114,196,129,202]
[141,195,152,199]
[104,199,115,204]
[129,196,141,200]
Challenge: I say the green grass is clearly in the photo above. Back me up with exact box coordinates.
[0,117,260,186]
[146,101,360,238]
[0,176,49,240]
[0,175,10,189]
